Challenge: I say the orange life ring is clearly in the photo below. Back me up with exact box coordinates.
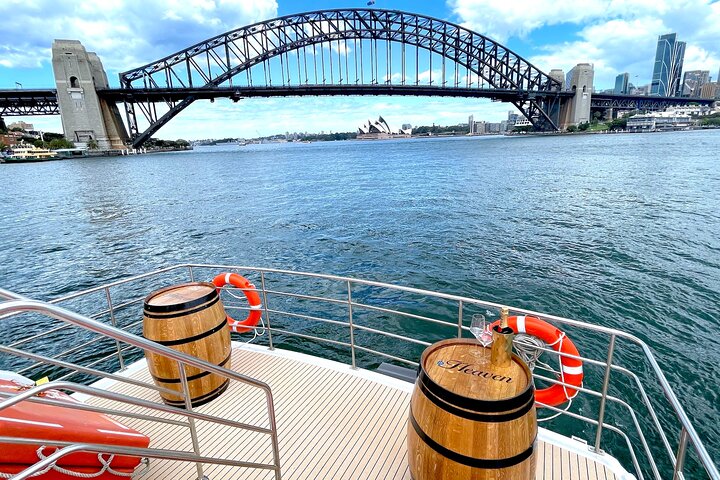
[212,273,263,334]
[490,315,583,407]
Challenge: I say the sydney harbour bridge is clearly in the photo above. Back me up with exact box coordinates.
[0,9,712,149]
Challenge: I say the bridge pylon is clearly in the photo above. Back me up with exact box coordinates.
[52,40,129,150]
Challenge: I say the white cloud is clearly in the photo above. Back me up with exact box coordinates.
[0,0,278,73]
[448,0,666,41]
[449,0,720,89]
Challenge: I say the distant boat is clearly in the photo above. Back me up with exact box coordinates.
[3,145,58,163]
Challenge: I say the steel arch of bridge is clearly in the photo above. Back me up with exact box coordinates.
[119,9,563,147]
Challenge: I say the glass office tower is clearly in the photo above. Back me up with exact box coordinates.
[650,33,686,97]
[614,73,629,94]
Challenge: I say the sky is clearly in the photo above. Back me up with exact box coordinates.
[1,0,718,139]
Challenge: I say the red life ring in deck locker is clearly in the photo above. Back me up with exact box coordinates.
[0,373,149,479]
[212,273,263,333]
[490,315,583,407]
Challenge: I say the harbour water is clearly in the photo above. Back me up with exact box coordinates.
[1,130,719,473]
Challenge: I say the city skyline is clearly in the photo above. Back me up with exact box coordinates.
[1,0,718,139]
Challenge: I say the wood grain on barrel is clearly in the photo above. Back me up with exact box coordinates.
[143,282,231,406]
[147,284,215,307]
[408,339,537,480]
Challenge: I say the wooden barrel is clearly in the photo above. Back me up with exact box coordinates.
[143,282,231,408]
[407,338,537,480]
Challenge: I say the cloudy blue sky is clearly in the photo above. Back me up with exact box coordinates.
[1,0,718,139]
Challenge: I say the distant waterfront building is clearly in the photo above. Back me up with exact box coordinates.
[650,33,686,97]
[485,123,501,134]
[632,84,651,96]
[468,115,475,134]
[614,73,629,94]
[627,112,693,132]
[507,111,519,126]
[681,70,710,97]
[357,116,410,139]
[8,121,34,131]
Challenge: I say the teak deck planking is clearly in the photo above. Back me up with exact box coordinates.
[82,346,618,480]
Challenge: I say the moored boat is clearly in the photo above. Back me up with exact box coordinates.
[4,145,58,163]
[0,264,718,480]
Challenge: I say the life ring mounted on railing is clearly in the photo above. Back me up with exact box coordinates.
[490,315,583,408]
[212,273,263,334]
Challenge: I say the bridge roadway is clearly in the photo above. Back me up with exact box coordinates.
[1,86,714,117]
[96,85,574,103]
[0,89,59,116]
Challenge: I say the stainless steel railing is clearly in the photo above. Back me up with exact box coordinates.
[1,264,718,480]
[187,263,719,480]
[0,287,282,480]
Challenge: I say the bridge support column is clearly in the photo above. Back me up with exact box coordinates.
[52,40,129,150]
[559,63,594,130]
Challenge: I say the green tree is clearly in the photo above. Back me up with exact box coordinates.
[87,138,99,150]
[512,125,533,133]
[607,117,628,131]
[578,122,590,131]
[566,125,578,133]
[43,132,65,141]
[0,117,7,133]
[49,138,74,150]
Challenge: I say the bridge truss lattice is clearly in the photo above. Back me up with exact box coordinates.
[118,9,563,147]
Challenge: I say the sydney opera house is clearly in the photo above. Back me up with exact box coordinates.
[357,117,412,139]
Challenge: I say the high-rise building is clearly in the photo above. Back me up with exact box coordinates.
[700,82,720,100]
[614,73,629,94]
[468,115,474,134]
[650,33,686,97]
[682,70,710,97]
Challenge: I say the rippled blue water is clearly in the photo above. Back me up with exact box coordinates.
[1,130,719,475]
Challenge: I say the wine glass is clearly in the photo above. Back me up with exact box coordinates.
[470,314,493,347]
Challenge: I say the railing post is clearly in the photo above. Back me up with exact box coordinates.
[188,265,195,282]
[672,428,689,480]
[594,334,616,452]
[104,287,126,371]
[347,281,357,369]
[457,300,464,338]
[178,361,205,480]
[260,272,274,350]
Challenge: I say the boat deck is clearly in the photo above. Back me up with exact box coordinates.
[83,344,625,480]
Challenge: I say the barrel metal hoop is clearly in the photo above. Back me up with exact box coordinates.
[418,378,535,422]
[164,379,230,408]
[418,370,535,413]
[143,294,220,318]
[143,283,218,313]
[409,408,536,469]
[150,351,232,383]
[151,316,227,346]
